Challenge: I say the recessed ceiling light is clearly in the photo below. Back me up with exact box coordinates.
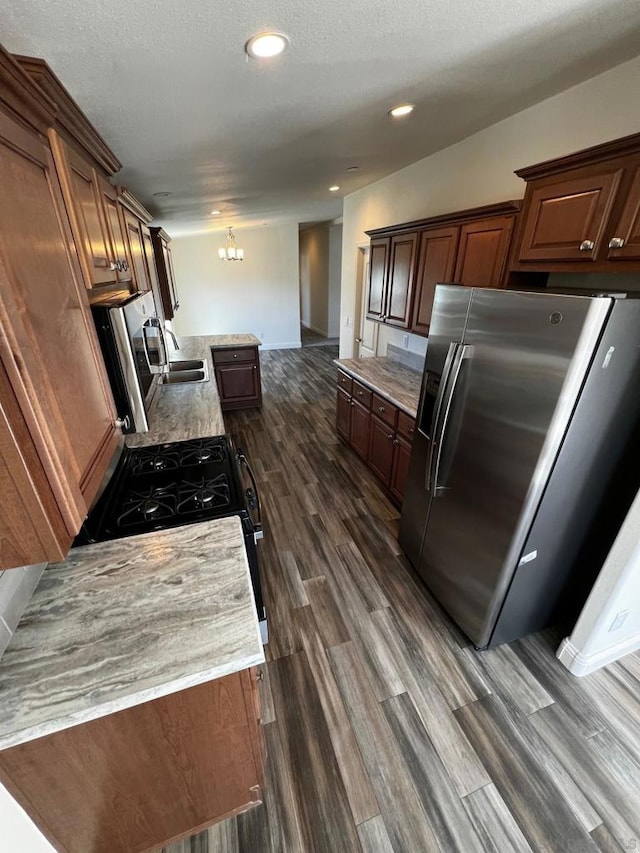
[153,191,172,198]
[245,32,289,59]
[388,103,415,118]
[329,185,340,192]
[210,210,221,215]
[347,166,359,172]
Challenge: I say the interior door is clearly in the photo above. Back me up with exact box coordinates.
[418,290,610,647]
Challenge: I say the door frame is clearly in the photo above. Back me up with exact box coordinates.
[354,243,378,357]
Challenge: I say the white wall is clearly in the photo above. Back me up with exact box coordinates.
[172,223,301,349]
[339,53,640,358]
[558,488,640,675]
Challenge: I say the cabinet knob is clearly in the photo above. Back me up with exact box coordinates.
[608,236,625,249]
[233,353,238,358]
[253,365,257,370]
[358,391,363,396]
[256,670,264,681]
[109,261,118,271]
[579,240,595,252]
[378,406,385,412]
[393,439,399,445]
[387,433,394,440]
[350,401,355,406]
[114,416,130,430]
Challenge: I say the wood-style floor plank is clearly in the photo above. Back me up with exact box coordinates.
[268,650,362,852]
[590,823,629,853]
[293,606,379,826]
[382,692,486,852]
[455,694,600,852]
[461,784,534,853]
[329,641,440,852]
[301,576,351,649]
[356,815,395,853]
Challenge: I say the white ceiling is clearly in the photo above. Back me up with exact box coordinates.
[3,0,640,235]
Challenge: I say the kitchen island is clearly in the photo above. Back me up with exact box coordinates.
[126,333,261,447]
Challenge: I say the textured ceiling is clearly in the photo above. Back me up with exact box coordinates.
[3,0,640,235]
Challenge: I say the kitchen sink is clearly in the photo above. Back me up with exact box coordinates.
[161,360,209,384]
[168,359,206,372]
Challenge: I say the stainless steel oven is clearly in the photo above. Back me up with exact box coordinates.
[91,291,169,433]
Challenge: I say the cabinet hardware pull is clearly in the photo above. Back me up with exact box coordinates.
[608,236,625,249]
[358,391,363,396]
[387,433,394,440]
[233,353,238,358]
[109,261,118,271]
[350,401,355,406]
[579,240,595,251]
[114,416,130,430]
[379,406,385,412]
[256,670,264,681]
[253,365,257,370]
[394,439,399,445]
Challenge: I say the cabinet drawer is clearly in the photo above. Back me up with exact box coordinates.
[352,380,372,408]
[212,346,257,365]
[337,370,353,395]
[372,393,398,428]
[397,411,416,441]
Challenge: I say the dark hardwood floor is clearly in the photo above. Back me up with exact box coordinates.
[164,346,640,853]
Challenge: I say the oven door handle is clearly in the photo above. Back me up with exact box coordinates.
[237,450,262,534]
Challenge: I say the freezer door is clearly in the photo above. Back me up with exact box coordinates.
[417,289,611,646]
[398,285,471,567]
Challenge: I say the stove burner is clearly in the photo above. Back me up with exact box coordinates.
[177,474,231,515]
[178,438,226,467]
[129,446,180,476]
[117,485,177,528]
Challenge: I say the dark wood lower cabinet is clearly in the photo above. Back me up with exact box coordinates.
[350,400,370,459]
[368,415,396,482]
[390,434,412,502]
[0,669,264,853]
[336,371,415,503]
[212,346,262,411]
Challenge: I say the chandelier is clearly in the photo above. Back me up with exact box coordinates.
[218,227,244,261]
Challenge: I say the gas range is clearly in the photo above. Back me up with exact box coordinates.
[75,435,267,642]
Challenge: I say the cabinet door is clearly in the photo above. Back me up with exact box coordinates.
[607,166,640,260]
[454,216,514,287]
[49,133,114,288]
[390,434,412,503]
[385,232,418,327]
[349,399,370,460]
[336,389,351,439]
[411,226,459,335]
[0,108,119,563]
[216,362,261,408]
[517,171,622,262]
[122,208,151,293]
[368,415,395,484]
[366,237,389,321]
[142,226,165,321]
[163,243,180,313]
[99,177,134,286]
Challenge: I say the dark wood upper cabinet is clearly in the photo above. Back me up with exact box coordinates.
[366,238,389,321]
[150,228,180,320]
[511,132,640,272]
[385,232,418,327]
[454,216,514,286]
[607,166,640,260]
[366,201,521,336]
[516,171,622,263]
[411,226,459,335]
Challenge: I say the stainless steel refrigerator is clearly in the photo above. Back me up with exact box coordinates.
[399,284,640,649]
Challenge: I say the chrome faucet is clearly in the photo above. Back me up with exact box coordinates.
[164,326,180,350]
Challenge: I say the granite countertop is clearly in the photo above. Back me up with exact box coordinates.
[0,516,264,750]
[206,333,262,349]
[335,357,423,418]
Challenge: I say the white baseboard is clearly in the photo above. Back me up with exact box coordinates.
[260,341,301,350]
[556,633,640,677]
[301,322,329,337]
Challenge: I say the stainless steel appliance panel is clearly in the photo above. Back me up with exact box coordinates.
[418,289,610,646]
[398,285,472,566]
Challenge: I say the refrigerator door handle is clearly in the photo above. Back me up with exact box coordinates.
[432,344,474,496]
[425,341,460,490]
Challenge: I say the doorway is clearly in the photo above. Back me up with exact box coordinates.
[353,245,378,357]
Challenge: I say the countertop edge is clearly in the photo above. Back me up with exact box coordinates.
[0,649,266,751]
[334,358,420,418]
